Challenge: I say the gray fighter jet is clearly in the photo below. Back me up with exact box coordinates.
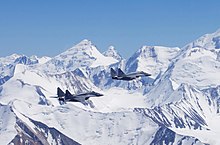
[56,87,103,103]
[111,68,151,81]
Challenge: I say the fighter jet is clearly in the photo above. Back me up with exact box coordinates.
[110,68,151,81]
[56,87,103,103]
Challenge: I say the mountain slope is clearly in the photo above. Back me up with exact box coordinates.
[137,84,220,144]
[0,54,50,86]
[88,46,178,91]
[0,102,80,145]
[11,98,202,145]
[185,29,220,50]
[2,29,220,144]
[0,63,203,144]
[126,46,180,78]
[145,29,220,108]
[141,29,220,144]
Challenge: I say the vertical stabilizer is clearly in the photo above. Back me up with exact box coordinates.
[65,90,73,100]
[57,87,65,98]
[110,68,117,77]
[118,68,126,77]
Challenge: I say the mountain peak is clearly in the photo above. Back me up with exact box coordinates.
[126,45,180,77]
[9,53,21,58]
[62,39,97,56]
[76,39,92,46]
[42,40,118,73]
[108,46,116,51]
[14,55,39,65]
[137,46,157,58]
[0,53,22,65]
[67,39,94,52]
[184,28,220,51]
[103,46,122,61]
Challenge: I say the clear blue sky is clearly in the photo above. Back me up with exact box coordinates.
[0,0,220,58]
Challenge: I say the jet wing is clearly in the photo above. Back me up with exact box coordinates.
[126,73,142,78]
[126,71,151,78]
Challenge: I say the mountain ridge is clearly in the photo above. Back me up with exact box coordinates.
[1,29,220,144]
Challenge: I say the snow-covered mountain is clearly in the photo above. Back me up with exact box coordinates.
[103,46,123,61]
[40,39,118,73]
[136,84,220,144]
[0,103,80,145]
[145,29,220,105]
[140,29,220,144]
[0,54,51,85]
[87,45,179,92]
[0,54,51,66]
[185,29,220,50]
[1,29,220,144]
[0,65,201,144]
[126,46,180,78]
